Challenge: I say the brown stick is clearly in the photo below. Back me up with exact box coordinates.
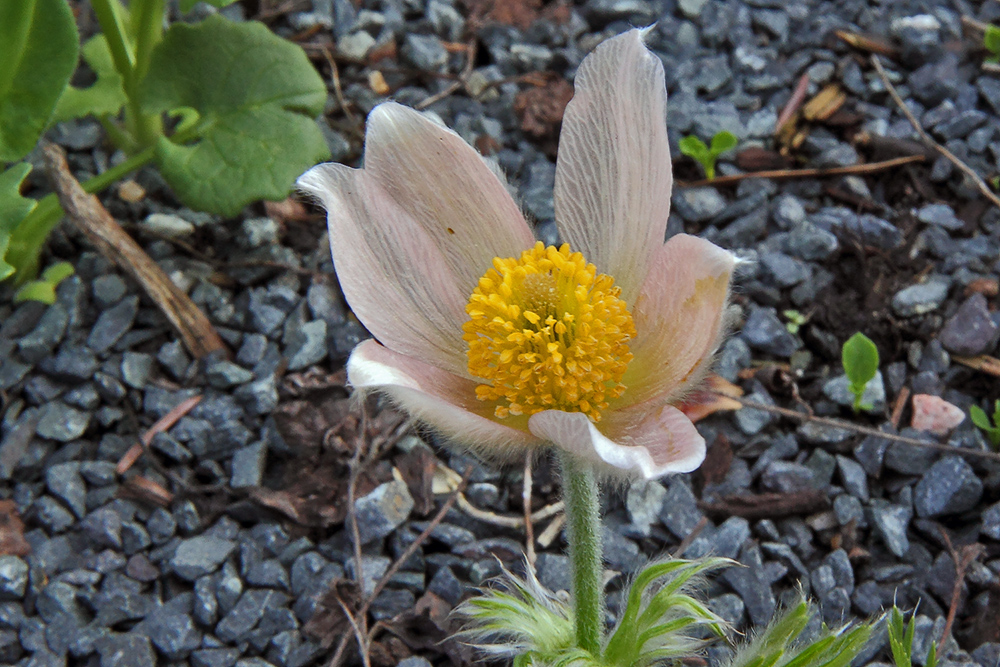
[677,154,926,188]
[523,457,536,567]
[775,73,811,137]
[40,143,227,358]
[870,55,1000,210]
[717,393,1000,464]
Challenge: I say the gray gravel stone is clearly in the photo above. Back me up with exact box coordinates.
[722,544,775,626]
[760,461,815,493]
[0,556,28,600]
[36,401,90,442]
[88,296,139,352]
[659,479,703,539]
[939,293,998,356]
[143,606,202,659]
[870,500,912,557]
[205,357,255,389]
[671,187,727,223]
[45,462,87,518]
[96,633,156,667]
[892,277,950,316]
[401,33,447,70]
[171,536,238,581]
[836,455,869,501]
[353,480,414,544]
[626,480,666,537]
[914,455,983,517]
[741,306,800,357]
[286,320,328,370]
[230,441,267,488]
[917,203,963,230]
[17,303,69,363]
[216,589,291,642]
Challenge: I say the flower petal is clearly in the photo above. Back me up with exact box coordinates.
[620,234,736,407]
[298,163,470,375]
[365,103,536,285]
[348,339,538,456]
[554,28,671,303]
[528,405,705,479]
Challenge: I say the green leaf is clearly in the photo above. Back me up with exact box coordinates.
[139,15,330,216]
[13,261,74,304]
[985,25,1000,56]
[0,163,37,282]
[0,0,79,161]
[842,332,879,409]
[710,130,738,156]
[678,135,709,161]
[52,35,128,123]
[179,0,239,12]
[971,405,994,431]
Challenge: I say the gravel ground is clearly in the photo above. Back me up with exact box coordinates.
[3,0,1000,666]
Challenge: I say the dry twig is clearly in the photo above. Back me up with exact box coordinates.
[938,526,985,647]
[523,457,536,566]
[678,154,925,188]
[870,55,1000,209]
[40,143,227,358]
[672,516,709,558]
[716,393,1000,464]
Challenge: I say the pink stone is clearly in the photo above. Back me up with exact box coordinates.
[910,394,966,436]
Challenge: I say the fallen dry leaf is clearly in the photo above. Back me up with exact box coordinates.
[0,500,30,557]
[678,374,744,422]
[513,74,574,138]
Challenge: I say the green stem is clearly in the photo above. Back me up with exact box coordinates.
[558,451,605,656]
[7,146,156,282]
[128,0,164,144]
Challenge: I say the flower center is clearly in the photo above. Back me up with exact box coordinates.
[463,242,636,422]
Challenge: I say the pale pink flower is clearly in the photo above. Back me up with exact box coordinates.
[298,28,736,479]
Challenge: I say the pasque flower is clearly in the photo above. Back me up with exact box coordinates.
[298,28,736,479]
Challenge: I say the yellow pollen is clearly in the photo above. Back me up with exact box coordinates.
[462,242,636,422]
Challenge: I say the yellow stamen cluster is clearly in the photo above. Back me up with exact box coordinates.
[463,242,636,422]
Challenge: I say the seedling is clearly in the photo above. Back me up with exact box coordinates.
[783,309,808,335]
[842,332,879,412]
[13,262,74,305]
[678,131,738,180]
[985,24,1000,62]
[970,400,1000,449]
[887,605,937,667]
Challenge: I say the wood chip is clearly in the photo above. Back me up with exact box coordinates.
[118,476,174,507]
[834,29,898,57]
[368,70,390,95]
[700,490,830,520]
[117,180,146,203]
[802,84,846,122]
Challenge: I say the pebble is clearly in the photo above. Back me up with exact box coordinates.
[892,277,950,317]
[0,557,28,600]
[35,401,91,443]
[671,187,727,223]
[87,296,139,352]
[740,306,801,357]
[285,320,328,370]
[821,372,886,413]
[97,632,157,667]
[142,606,203,659]
[938,293,998,356]
[353,480,414,544]
[910,394,966,435]
[230,442,267,489]
[916,203,964,230]
[140,213,196,238]
[401,33,448,71]
[171,536,238,581]
[914,455,983,517]
[869,500,912,557]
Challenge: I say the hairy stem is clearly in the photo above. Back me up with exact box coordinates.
[558,451,604,656]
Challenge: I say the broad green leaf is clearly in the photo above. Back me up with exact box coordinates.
[0,163,37,282]
[842,332,879,388]
[985,25,1000,56]
[179,0,239,12]
[710,130,738,156]
[679,135,710,161]
[140,15,330,216]
[52,36,128,123]
[0,0,79,161]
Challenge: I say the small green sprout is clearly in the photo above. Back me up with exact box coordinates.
[985,24,1000,62]
[783,309,808,335]
[679,131,738,180]
[887,605,937,667]
[842,332,879,413]
[13,262,74,305]
[970,400,1000,449]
